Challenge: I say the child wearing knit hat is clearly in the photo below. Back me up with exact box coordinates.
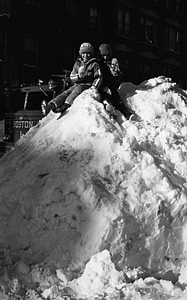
[45,42,102,114]
[97,44,131,118]
[79,42,94,56]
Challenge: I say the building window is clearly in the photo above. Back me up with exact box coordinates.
[165,27,181,53]
[166,0,175,10]
[24,35,37,67]
[25,0,37,5]
[117,7,131,37]
[0,31,5,62]
[66,0,77,19]
[166,0,182,13]
[25,0,38,13]
[140,17,158,45]
[176,0,182,14]
[89,6,100,29]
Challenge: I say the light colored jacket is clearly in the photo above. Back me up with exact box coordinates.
[70,57,103,89]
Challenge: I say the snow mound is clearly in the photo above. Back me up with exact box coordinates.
[1,77,187,297]
[119,75,187,122]
[68,250,124,298]
[67,250,187,299]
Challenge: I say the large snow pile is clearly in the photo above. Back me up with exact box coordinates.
[0,76,187,299]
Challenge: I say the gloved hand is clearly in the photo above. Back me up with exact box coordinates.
[103,86,112,95]
[103,100,117,117]
[78,66,86,78]
[110,58,120,76]
[90,85,98,91]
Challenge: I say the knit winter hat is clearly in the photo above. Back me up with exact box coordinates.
[99,44,112,57]
[79,42,94,56]
[111,58,119,66]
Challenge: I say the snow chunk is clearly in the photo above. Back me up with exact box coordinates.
[179,266,187,285]
[68,250,124,298]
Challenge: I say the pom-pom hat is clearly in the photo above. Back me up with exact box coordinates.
[99,44,112,57]
[79,42,94,56]
[111,58,119,65]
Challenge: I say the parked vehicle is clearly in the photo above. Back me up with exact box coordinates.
[3,71,71,143]
[3,84,54,143]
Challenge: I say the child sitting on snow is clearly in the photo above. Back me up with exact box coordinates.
[97,44,131,118]
[44,42,103,114]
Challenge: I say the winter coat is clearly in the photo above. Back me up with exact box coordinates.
[109,68,124,89]
[70,57,103,90]
[98,59,123,90]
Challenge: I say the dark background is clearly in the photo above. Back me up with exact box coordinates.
[0,0,187,91]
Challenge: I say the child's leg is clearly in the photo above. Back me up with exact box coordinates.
[65,84,90,105]
[49,85,76,108]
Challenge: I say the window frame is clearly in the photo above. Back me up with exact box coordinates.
[89,6,100,29]
[25,0,39,13]
[0,30,6,62]
[117,6,131,37]
[166,0,182,13]
[140,16,159,45]
[166,0,174,11]
[25,0,37,5]
[65,0,78,19]
[176,0,182,14]
[24,35,38,67]
[165,26,181,53]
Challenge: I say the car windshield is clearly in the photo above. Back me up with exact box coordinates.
[9,91,26,112]
[25,92,53,110]
[8,90,54,112]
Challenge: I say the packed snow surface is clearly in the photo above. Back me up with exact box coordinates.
[1,76,187,299]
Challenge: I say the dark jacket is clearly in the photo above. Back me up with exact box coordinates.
[98,59,123,90]
[109,68,124,89]
[70,57,103,90]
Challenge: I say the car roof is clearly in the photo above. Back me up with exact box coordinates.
[11,84,53,93]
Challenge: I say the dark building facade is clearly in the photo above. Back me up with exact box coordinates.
[0,0,187,90]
